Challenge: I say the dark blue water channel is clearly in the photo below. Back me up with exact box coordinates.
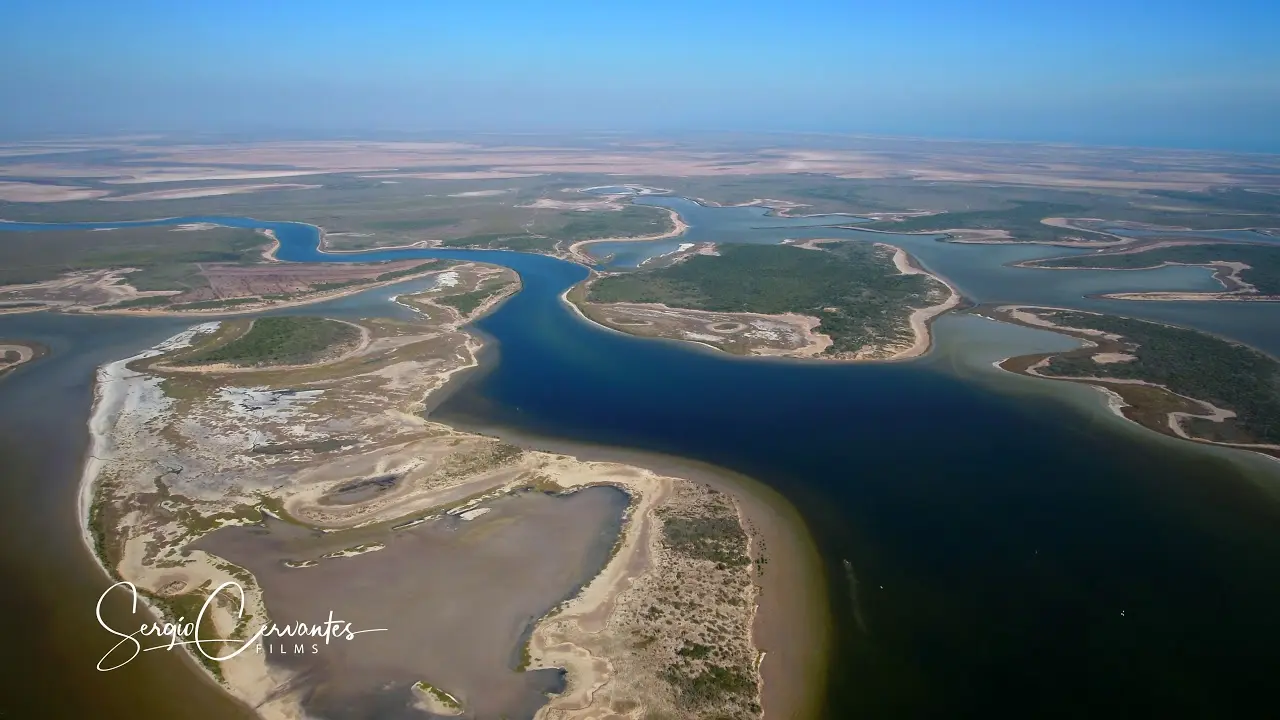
[3,211,1280,718]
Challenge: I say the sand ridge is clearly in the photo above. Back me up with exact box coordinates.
[99,183,321,202]
[565,207,689,264]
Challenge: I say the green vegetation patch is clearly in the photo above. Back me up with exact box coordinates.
[1035,243,1280,294]
[1037,311,1280,444]
[110,295,173,309]
[866,200,1090,242]
[589,243,942,354]
[433,273,517,317]
[436,289,495,316]
[656,492,749,568]
[0,225,265,287]
[176,316,360,367]
[365,217,460,231]
[558,205,673,242]
[661,662,758,710]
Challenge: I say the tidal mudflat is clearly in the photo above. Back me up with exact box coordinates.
[195,487,628,720]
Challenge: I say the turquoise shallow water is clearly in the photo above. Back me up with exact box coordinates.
[2,203,1280,718]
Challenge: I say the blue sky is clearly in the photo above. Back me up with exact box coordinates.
[2,0,1277,151]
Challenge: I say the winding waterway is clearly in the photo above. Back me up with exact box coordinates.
[2,200,1279,718]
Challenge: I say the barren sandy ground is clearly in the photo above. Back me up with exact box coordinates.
[99,183,321,202]
[0,180,111,202]
[0,143,115,158]
[0,344,35,365]
[887,244,962,359]
[0,268,177,308]
[101,169,335,184]
[447,188,513,197]
[578,299,834,358]
[522,197,620,211]
[9,137,1275,191]
[1097,290,1280,302]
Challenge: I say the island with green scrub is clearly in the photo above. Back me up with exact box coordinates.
[986,306,1280,456]
[578,242,957,360]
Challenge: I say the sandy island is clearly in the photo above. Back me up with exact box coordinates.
[0,341,47,379]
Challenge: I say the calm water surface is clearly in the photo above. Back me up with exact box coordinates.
[1099,225,1279,243]
[1,201,1279,718]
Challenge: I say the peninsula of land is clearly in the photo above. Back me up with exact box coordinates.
[78,263,820,719]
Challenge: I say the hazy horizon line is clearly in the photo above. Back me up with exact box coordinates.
[3,127,1277,158]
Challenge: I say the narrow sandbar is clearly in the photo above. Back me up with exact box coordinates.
[885,244,963,359]
[0,340,47,378]
[446,427,831,720]
[565,206,689,263]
